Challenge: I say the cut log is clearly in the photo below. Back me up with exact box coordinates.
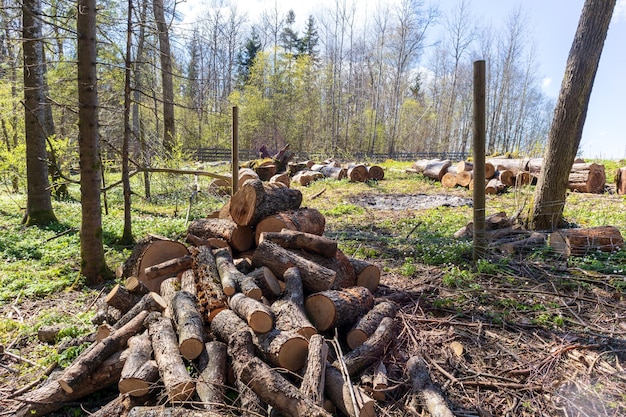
[497,169,515,186]
[348,258,380,293]
[347,164,368,182]
[119,331,159,397]
[325,364,376,417]
[238,168,259,189]
[37,325,63,343]
[180,269,196,296]
[407,355,455,417]
[144,255,193,282]
[304,286,374,332]
[208,178,231,196]
[320,165,347,180]
[568,162,606,193]
[456,161,473,172]
[422,160,452,181]
[485,162,496,179]
[412,158,441,173]
[255,208,326,244]
[289,161,309,175]
[252,240,337,293]
[256,163,277,181]
[269,171,291,187]
[121,235,190,293]
[191,245,227,322]
[310,163,327,172]
[293,170,325,185]
[125,276,150,296]
[187,218,254,253]
[485,178,505,194]
[246,266,282,300]
[336,316,395,377]
[616,167,626,195]
[372,362,388,401]
[271,267,316,339]
[145,311,195,403]
[105,284,141,314]
[300,334,328,406]
[550,226,624,257]
[441,172,457,188]
[228,292,274,333]
[260,229,337,258]
[159,277,178,318]
[346,301,398,350]
[128,406,224,417]
[366,165,385,181]
[527,158,543,174]
[14,350,127,417]
[293,248,356,289]
[516,171,532,186]
[57,309,149,394]
[230,178,303,226]
[214,247,261,299]
[172,290,204,360]
[456,170,473,187]
[228,330,332,417]
[197,341,228,412]
[96,323,114,342]
[498,232,547,254]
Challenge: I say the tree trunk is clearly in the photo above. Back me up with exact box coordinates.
[422,160,452,181]
[346,301,398,350]
[367,165,385,180]
[228,292,274,333]
[228,330,333,417]
[320,165,347,180]
[304,286,374,332]
[293,170,324,186]
[293,248,356,290]
[441,172,457,188]
[532,0,616,230]
[172,290,204,360]
[347,164,368,182]
[77,0,108,283]
[188,218,254,253]
[230,179,302,226]
[22,0,57,226]
[152,0,176,152]
[255,208,326,244]
[549,226,623,256]
[456,170,473,187]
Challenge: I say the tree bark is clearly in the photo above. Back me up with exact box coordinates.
[259,229,337,258]
[407,355,455,417]
[293,248,356,290]
[532,0,616,230]
[347,301,398,350]
[188,218,254,253]
[325,364,376,417]
[270,171,291,187]
[347,164,369,182]
[228,292,274,334]
[300,334,328,406]
[293,170,324,185]
[255,208,326,244]
[196,341,228,412]
[214,247,261,298]
[271,267,316,339]
[228,330,333,417]
[128,407,224,417]
[172,290,204,360]
[246,266,282,300]
[567,162,606,193]
[191,245,227,322]
[119,331,159,397]
[230,179,302,226]
[304,286,374,332]
[422,160,451,181]
[144,255,193,281]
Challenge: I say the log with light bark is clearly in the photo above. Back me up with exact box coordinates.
[325,364,376,417]
[252,240,337,293]
[255,208,326,244]
[121,235,190,293]
[144,255,193,282]
[293,170,324,186]
[228,330,332,417]
[310,163,327,172]
[211,309,308,371]
[238,168,259,189]
[320,165,347,180]
[180,269,196,296]
[230,179,303,227]
[293,248,356,289]
[441,172,457,188]
[412,159,442,173]
[246,266,282,301]
[366,165,385,181]
[304,286,374,332]
[144,312,195,403]
[372,362,388,401]
[347,164,369,182]
[105,284,141,314]
[485,178,505,194]
[567,162,606,193]
[486,157,530,172]
[422,159,452,181]
[57,309,149,394]
[125,276,150,296]
[187,218,254,253]
[347,258,380,295]
[14,350,128,417]
[271,267,316,339]
[616,167,626,195]
[128,406,224,417]
[172,290,204,360]
[300,334,328,406]
[269,171,291,187]
[228,292,274,333]
[336,316,395,376]
[214,247,261,299]
[550,226,624,257]
[456,160,473,172]
[496,169,515,186]
[196,340,228,412]
[118,331,159,397]
[191,245,227,322]
[260,229,337,258]
[453,211,512,239]
[406,355,454,417]
[159,277,178,318]
[456,170,473,187]
[346,301,398,350]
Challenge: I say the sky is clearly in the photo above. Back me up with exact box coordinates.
[178,0,626,159]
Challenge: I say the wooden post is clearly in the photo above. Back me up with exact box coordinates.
[473,60,487,262]
[232,106,239,195]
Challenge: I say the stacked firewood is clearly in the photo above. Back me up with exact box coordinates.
[409,157,607,194]
[288,160,385,186]
[14,181,396,417]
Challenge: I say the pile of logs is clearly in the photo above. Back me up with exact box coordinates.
[409,157,607,194]
[14,180,397,417]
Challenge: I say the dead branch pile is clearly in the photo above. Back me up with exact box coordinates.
[408,157,607,194]
[11,182,419,417]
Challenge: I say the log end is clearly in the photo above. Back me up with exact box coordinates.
[170,380,196,403]
[304,295,335,332]
[278,336,309,371]
[346,329,368,350]
[355,266,381,294]
[298,326,318,340]
[180,338,204,361]
[58,379,73,394]
[244,287,263,301]
[119,378,151,397]
[249,311,274,334]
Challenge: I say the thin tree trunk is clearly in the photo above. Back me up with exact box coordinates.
[531,0,616,230]
[153,0,176,153]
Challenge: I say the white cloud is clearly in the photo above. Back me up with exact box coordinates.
[615,0,626,22]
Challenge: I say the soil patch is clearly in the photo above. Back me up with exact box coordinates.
[350,193,473,210]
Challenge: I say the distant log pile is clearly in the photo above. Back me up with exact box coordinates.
[14,179,398,417]
[408,157,607,194]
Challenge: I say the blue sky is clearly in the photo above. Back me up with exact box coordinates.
[180,0,626,159]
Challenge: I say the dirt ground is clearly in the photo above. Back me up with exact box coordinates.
[1,198,625,417]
